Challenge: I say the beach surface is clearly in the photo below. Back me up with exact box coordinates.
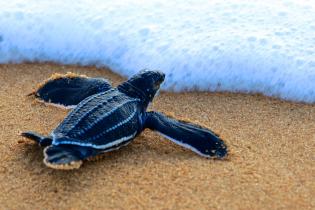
[0,63,314,210]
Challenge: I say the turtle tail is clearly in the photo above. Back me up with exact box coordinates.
[43,144,99,170]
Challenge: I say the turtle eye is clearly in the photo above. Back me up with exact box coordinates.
[154,83,160,90]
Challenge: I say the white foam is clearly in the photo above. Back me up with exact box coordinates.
[0,0,315,102]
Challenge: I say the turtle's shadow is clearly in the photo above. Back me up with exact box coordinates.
[19,139,177,198]
[20,141,137,175]
[18,142,138,196]
[20,134,227,190]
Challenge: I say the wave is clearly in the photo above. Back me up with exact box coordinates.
[0,0,315,102]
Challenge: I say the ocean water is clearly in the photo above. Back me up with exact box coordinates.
[0,0,315,103]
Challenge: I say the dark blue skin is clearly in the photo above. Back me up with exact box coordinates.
[22,70,227,169]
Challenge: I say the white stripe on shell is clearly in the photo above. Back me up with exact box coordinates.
[61,90,111,126]
[65,92,106,122]
[67,94,117,133]
[74,98,140,136]
[52,131,137,149]
[101,140,132,153]
[156,132,213,158]
[85,106,137,141]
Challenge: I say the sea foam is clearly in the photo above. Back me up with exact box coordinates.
[0,0,315,102]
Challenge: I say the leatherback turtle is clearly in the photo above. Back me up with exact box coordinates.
[22,70,227,169]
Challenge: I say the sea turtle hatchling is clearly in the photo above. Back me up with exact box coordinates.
[22,70,227,169]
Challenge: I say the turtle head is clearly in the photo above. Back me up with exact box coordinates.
[118,69,165,105]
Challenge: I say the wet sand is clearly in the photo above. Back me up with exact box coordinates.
[0,63,314,210]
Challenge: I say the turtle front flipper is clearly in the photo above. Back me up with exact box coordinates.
[44,144,99,170]
[31,72,112,107]
[145,112,228,158]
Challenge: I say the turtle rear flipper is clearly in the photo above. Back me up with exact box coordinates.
[32,72,112,107]
[145,112,228,158]
[21,131,52,146]
[44,144,99,170]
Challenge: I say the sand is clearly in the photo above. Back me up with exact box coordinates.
[0,63,314,210]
